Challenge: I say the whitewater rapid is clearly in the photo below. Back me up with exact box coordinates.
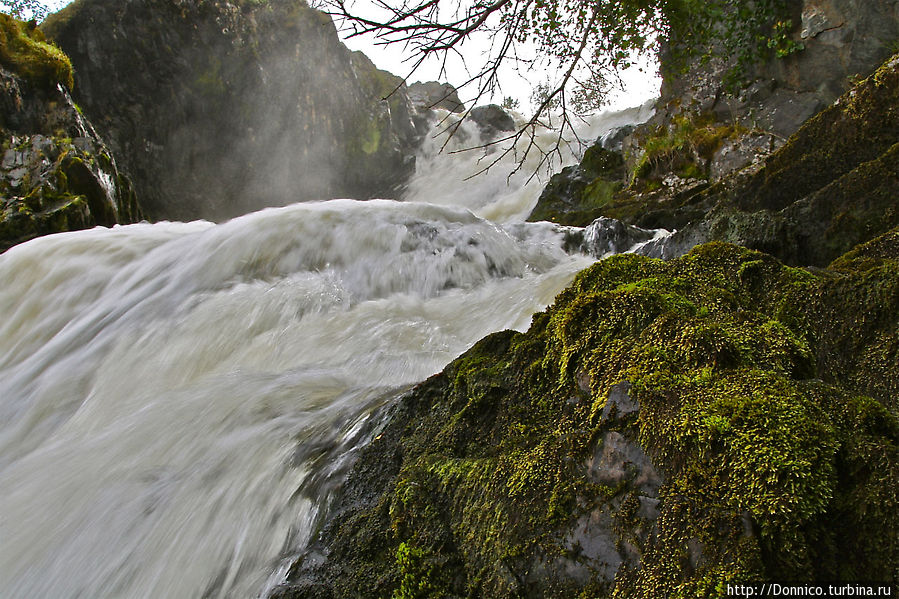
[0,105,650,598]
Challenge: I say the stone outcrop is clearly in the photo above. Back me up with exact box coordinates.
[42,0,423,221]
[0,14,142,252]
[407,81,465,113]
[657,0,899,141]
[528,0,899,230]
[639,54,899,267]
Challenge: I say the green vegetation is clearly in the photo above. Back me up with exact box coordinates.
[0,0,49,21]
[329,0,800,121]
[631,115,743,185]
[0,134,142,251]
[0,12,72,89]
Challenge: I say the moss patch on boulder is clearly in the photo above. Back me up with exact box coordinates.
[0,13,72,90]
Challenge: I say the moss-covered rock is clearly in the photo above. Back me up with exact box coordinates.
[0,13,72,90]
[273,241,899,598]
[0,15,143,252]
[650,54,899,267]
[528,145,627,227]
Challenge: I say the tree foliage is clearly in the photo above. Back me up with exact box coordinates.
[324,0,798,175]
[0,0,50,21]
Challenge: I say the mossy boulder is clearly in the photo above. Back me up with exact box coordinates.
[528,145,627,227]
[0,15,142,252]
[43,0,423,221]
[273,241,899,598]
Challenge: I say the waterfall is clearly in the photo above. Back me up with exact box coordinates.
[0,105,650,598]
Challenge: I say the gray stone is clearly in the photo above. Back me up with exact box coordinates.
[562,507,624,581]
[750,90,826,139]
[467,104,516,138]
[600,381,639,422]
[581,217,657,257]
[599,124,635,152]
[587,431,664,495]
[407,81,465,113]
[801,4,837,39]
[709,133,778,181]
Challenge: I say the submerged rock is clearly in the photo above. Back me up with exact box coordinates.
[43,0,423,221]
[0,14,142,252]
[272,241,899,597]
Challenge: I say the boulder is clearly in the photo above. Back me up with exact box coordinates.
[467,103,515,139]
[528,144,627,226]
[407,81,465,113]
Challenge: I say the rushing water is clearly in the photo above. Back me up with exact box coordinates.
[0,105,651,598]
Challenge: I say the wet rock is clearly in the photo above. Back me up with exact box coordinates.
[0,22,142,252]
[44,0,423,221]
[578,217,657,258]
[528,144,627,226]
[587,431,664,495]
[408,81,465,113]
[599,124,636,152]
[600,381,639,422]
[467,104,515,138]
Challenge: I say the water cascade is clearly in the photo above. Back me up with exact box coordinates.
[0,106,652,598]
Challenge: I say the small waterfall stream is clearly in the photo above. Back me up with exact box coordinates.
[0,105,652,598]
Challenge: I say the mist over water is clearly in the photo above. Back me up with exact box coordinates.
[0,105,650,598]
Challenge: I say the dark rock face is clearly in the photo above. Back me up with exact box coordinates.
[43,0,423,221]
[272,242,899,598]
[0,37,142,252]
[529,145,627,226]
[566,216,658,258]
[467,103,515,139]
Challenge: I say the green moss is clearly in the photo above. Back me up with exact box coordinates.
[360,118,381,155]
[632,115,741,185]
[392,542,448,599]
[0,13,73,90]
[528,145,628,226]
[194,56,226,96]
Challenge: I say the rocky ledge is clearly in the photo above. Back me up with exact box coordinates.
[0,13,142,252]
